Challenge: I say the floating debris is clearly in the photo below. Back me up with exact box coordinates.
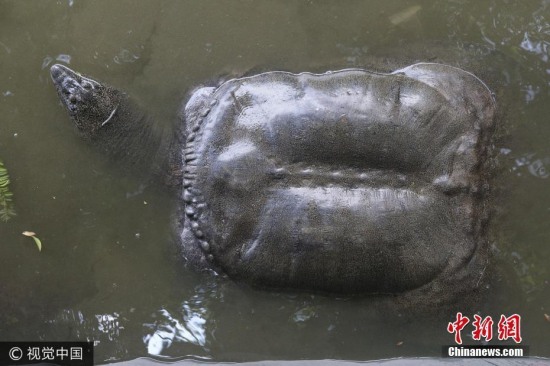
[41,56,53,70]
[0,41,11,54]
[113,49,139,64]
[388,5,422,26]
[292,306,318,323]
[528,158,550,179]
[22,231,42,252]
[56,54,72,64]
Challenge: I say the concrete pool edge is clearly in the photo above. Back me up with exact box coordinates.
[106,356,550,366]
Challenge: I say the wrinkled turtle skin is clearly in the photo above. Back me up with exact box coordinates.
[50,62,495,299]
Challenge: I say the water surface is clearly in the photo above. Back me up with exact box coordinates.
[0,0,549,363]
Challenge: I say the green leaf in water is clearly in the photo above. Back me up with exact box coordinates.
[22,231,42,252]
[31,236,42,252]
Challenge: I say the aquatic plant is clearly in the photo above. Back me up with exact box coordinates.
[0,159,16,222]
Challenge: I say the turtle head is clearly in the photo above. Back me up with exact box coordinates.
[50,64,180,187]
[50,64,124,139]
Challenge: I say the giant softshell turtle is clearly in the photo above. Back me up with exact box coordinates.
[50,62,495,299]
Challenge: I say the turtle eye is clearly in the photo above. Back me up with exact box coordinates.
[69,95,77,104]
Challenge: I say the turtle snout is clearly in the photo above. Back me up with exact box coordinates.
[50,64,90,114]
[50,64,78,85]
[49,64,65,81]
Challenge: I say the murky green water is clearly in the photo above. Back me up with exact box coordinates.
[1,0,549,363]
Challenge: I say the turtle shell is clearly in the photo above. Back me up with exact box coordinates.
[180,63,495,294]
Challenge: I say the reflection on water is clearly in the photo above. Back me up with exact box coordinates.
[96,313,123,342]
[143,305,207,356]
[1,0,550,363]
[113,49,141,65]
[47,309,129,361]
[514,153,550,179]
[42,54,72,69]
